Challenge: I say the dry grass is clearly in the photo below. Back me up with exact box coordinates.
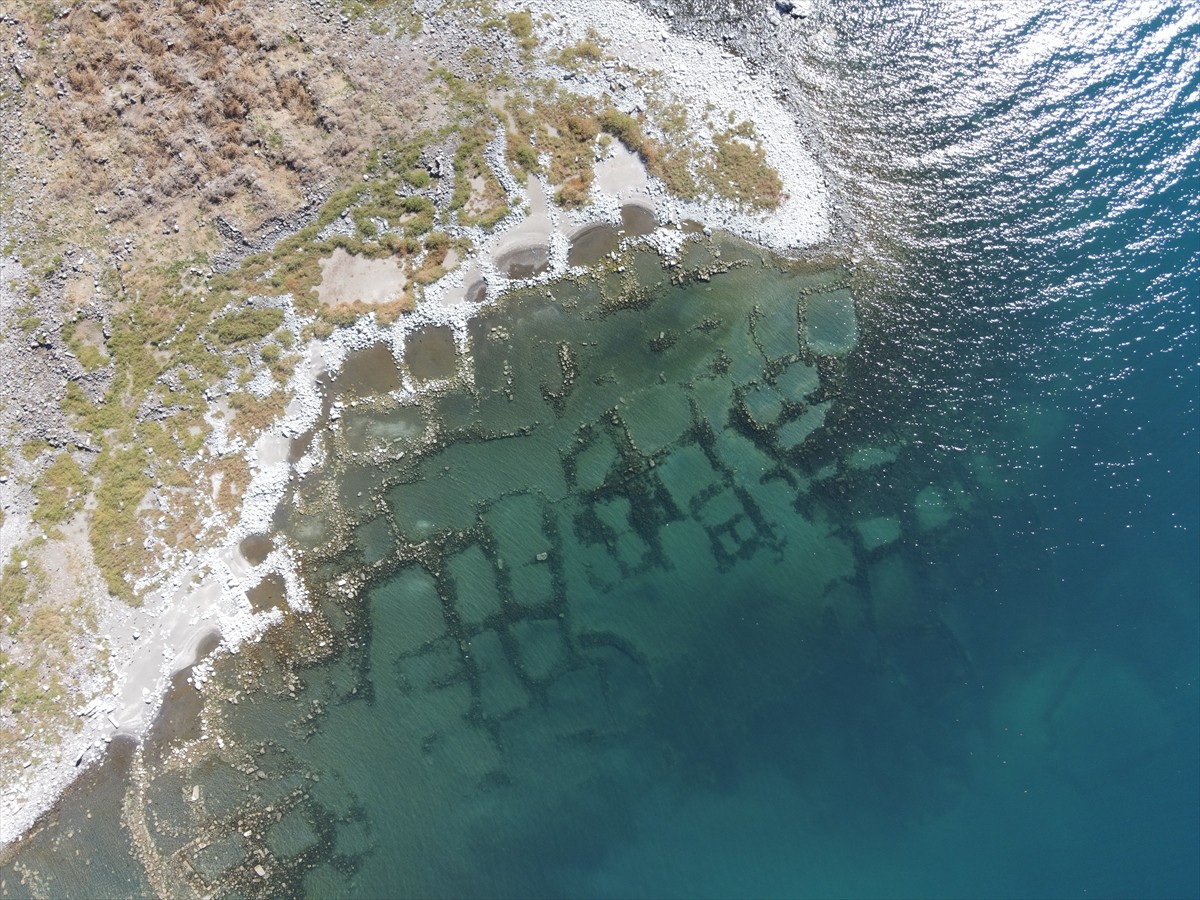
[32,452,89,528]
[0,541,105,760]
[13,0,444,260]
[227,390,291,443]
[705,128,785,209]
[209,453,253,517]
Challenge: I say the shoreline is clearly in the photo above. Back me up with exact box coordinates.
[0,0,835,855]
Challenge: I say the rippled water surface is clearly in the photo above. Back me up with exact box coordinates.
[3,0,1196,897]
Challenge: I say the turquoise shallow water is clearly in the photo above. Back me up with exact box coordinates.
[2,0,1197,897]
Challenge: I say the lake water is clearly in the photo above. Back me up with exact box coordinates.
[2,0,1196,897]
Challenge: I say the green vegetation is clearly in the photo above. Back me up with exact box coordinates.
[90,444,155,600]
[21,438,51,461]
[210,306,286,346]
[505,10,538,52]
[635,101,701,198]
[343,0,424,37]
[556,174,593,208]
[505,88,604,194]
[403,167,432,189]
[507,133,540,175]
[434,66,491,118]
[271,353,301,384]
[554,37,604,70]
[42,253,236,600]
[210,453,251,516]
[33,452,89,527]
[597,108,645,149]
[449,124,509,228]
[0,551,39,635]
[705,128,784,209]
[64,321,109,371]
[41,254,63,278]
[228,389,289,442]
[0,546,98,756]
[352,178,435,238]
[432,66,511,228]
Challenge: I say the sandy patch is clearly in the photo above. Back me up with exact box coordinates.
[495,174,553,258]
[316,247,407,307]
[595,142,652,205]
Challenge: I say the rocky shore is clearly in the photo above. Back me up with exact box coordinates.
[0,0,840,854]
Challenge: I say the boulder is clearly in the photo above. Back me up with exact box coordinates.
[776,0,813,18]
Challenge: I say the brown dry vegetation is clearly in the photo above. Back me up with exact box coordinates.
[208,452,253,516]
[0,537,106,759]
[14,0,443,257]
[502,85,783,212]
[706,128,785,208]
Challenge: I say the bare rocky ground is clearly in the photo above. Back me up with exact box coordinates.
[0,0,841,851]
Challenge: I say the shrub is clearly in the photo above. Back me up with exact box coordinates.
[706,131,784,209]
[555,174,592,208]
[424,232,451,253]
[33,453,89,527]
[598,108,645,150]
[473,204,510,231]
[565,113,599,143]
[228,390,290,440]
[402,195,432,214]
[90,445,154,602]
[0,556,34,631]
[402,167,431,189]
[210,307,285,345]
[507,135,539,174]
[555,39,603,69]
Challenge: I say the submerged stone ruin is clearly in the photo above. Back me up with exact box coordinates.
[37,240,979,898]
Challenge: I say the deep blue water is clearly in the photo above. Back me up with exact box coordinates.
[2,1,1196,898]
[656,2,1200,896]
[629,2,1200,895]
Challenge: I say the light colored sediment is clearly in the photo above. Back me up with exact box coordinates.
[595,142,653,204]
[316,247,408,307]
[437,262,485,307]
[494,174,554,261]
